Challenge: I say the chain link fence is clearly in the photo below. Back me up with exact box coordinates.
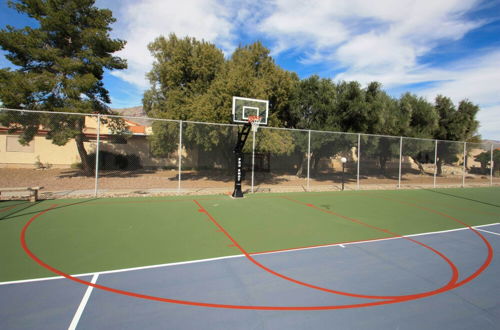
[0,108,498,199]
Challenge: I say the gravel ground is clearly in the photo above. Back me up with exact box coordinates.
[0,168,497,199]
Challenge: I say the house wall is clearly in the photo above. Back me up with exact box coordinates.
[0,134,92,168]
[0,133,184,169]
[98,135,181,168]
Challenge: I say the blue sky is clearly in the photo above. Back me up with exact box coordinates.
[1,0,500,140]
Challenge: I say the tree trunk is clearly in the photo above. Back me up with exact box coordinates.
[379,156,387,175]
[75,119,94,176]
[411,157,426,174]
[436,158,443,176]
[296,154,307,177]
[310,153,318,175]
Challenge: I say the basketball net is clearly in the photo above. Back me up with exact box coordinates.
[248,115,261,132]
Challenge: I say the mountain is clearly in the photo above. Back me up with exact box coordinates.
[112,106,150,126]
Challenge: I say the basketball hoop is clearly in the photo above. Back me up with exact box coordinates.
[248,115,261,132]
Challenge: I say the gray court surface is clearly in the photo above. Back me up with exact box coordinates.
[1,224,499,329]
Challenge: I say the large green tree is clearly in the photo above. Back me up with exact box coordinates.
[333,81,402,175]
[143,34,225,158]
[433,95,480,175]
[288,75,348,176]
[474,149,500,176]
[359,82,402,175]
[145,37,297,170]
[197,42,298,166]
[0,0,126,174]
[398,93,439,173]
[399,93,438,138]
[143,34,225,120]
[142,33,483,179]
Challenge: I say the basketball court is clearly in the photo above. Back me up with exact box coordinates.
[1,187,499,329]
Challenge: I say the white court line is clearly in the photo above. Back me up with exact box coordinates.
[68,273,99,330]
[0,254,246,286]
[2,222,499,286]
[475,228,500,237]
[252,222,500,256]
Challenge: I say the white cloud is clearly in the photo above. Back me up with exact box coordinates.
[258,0,499,139]
[100,0,486,90]
[259,0,482,86]
[415,50,500,140]
[98,0,236,89]
[477,104,500,141]
[93,0,498,139]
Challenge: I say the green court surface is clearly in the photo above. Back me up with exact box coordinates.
[1,187,499,282]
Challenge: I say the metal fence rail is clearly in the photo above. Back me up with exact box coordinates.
[0,108,498,198]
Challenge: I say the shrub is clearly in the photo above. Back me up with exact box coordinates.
[86,151,142,170]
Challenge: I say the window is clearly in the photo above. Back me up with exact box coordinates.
[6,136,34,152]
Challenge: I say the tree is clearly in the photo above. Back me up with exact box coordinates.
[143,34,225,158]
[336,81,401,175]
[399,93,438,138]
[433,96,480,175]
[143,34,225,120]
[362,82,403,175]
[399,93,438,174]
[474,149,500,176]
[145,38,297,170]
[0,0,126,175]
[195,41,296,125]
[192,41,298,169]
[288,76,347,176]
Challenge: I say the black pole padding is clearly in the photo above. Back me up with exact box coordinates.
[232,123,252,198]
[232,152,244,198]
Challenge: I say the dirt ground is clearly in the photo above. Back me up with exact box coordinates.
[0,168,498,199]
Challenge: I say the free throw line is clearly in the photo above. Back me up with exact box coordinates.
[68,273,99,330]
[475,228,500,237]
[2,222,498,286]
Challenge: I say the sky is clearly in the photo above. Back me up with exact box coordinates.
[1,0,500,140]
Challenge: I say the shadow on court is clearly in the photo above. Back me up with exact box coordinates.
[0,201,42,221]
[424,189,500,208]
[0,198,98,221]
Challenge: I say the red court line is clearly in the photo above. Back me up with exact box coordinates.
[359,192,495,286]
[19,201,493,310]
[282,196,463,280]
[194,200,459,300]
[20,204,397,310]
[283,194,494,291]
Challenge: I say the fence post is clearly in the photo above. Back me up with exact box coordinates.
[491,144,494,186]
[398,136,403,189]
[357,134,361,190]
[307,130,311,191]
[178,120,182,194]
[433,140,438,188]
[94,114,101,198]
[251,129,256,193]
[462,142,466,188]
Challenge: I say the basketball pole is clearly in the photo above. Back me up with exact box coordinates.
[231,97,268,198]
[232,123,251,198]
[251,128,256,193]
[94,113,101,198]
[340,157,347,191]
